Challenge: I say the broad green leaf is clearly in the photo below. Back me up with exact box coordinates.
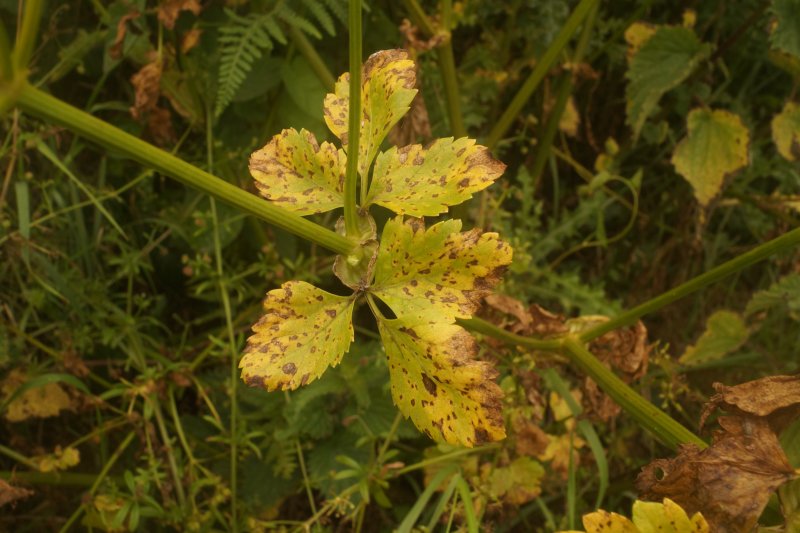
[370,217,513,324]
[671,109,750,206]
[365,137,506,216]
[631,499,709,533]
[626,26,710,140]
[249,128,345,215]
[376,315,505,447]
[323,49,417,175]
[679,310,749,366]
[745,273,800,320]
[772,101,800,161]
[240,281,355,391]
[771,0,800,59]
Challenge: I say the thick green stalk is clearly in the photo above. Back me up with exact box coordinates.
[288,25,335,92]
[485,0,599,150]
[579,226,800,342]
[561,337,705,449]
[13,84,354,255]
[11,0,43,73]
[459,317,562,351]
[343,0,362,237]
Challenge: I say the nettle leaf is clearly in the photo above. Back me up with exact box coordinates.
[370,217,513,324]
[770,0,800,59]
[671,108,750,207]
[249,128,345,215]
[626,26,710,140]
[323,49,417,175]
[241,281,355,391]
[772,101,800,161]
[376,316,505,447]
[365,138,506,217]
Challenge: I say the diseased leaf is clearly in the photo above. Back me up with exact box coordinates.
[770,0,800,59]
[699,375,800,433]
[32,446,81,473]
[564,499,708,533]
[240,281,355,391]
[1,370,75,422]
[577,509,639,533]
[370,217,513,324]
[771,101,800,161]
[0,479,33,508]
[249,128,345,215]
[323,49,417,175]
[488,456,545,505]
[157,0,201,30]
[637,416,798,533]
[365,137,505,216]
[376,315,505,447]
[671,109,750,207]
[678,310,749,367]
[626,26,710,139]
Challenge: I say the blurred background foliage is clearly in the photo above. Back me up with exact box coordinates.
[0,0,798,531]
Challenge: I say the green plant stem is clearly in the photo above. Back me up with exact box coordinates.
[288,25,335,92]
[579,226,800,342]
[12,84,354,255]
[0,443,39,470]
[458,317,563,351]
[11,0,43,73]
[561,337,705,450]
[343,0,362,237]
[0,470,98,485]
[485,0,599,150]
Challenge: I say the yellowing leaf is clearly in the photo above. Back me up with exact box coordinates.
[671,109,750,207]
[679,310,749,366]
[249,128,345,215]
[377,315,505,446]
[624,22,657,62]
[581,510,639,532]
[32,446,80,473]
[626,26,710,139]
[1,370,75,422]
[365,138,505,216]
[562,499,709,533]
[323,49,417,175]
[370,217,513,324]
[559,96,580,137]
[772,101,800,161]
[240,281,355,391]
[487,456,545,505]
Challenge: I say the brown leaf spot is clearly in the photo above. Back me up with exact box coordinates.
[282,363,297,376]
[421,373,437,396]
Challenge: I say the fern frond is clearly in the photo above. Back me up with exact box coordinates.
[320,0,347,26]
[215,10,277,117]
[276,4,322,39]
[301,0,335,36]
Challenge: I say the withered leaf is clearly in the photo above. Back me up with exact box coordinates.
[1,370,76,422]
[365,138,505,217]
[637,416,798,533]
[157,0,202,30]
[249,128,346,215]
[699,375,800,433]
[377,315,505,447]
[370,217,513,324]
[240,281,355,392]
[130,58,163,120]
[0,479,33,508]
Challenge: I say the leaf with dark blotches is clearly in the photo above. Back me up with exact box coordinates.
[699,375,800,433]
[365,137,505,216]
[376,315,505,447]
[240,281,355,391]
[564,498,709,533]
[323,49,417,175]
[249,128,345,215]
[636,416,798,533]
[369,217,513,324]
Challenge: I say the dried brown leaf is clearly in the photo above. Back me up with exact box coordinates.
[512,414,550,457]
[110,10,141,59]
[180,28,203,54]
[158,0,202,30]
[0,479,33,508]
[700,375,800,433]
[130,59,163,120]
[485,294,534,332]
[637,416,799,533]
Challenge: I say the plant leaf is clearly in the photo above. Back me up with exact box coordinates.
[631,498,709,533]
[745,272,800,319]
[771,101,800,161]
[369,217,513,324]
[626,26,710,140]
[770,0,800,59]
[240,281,355,391]
[671,108,750,207]
[249,128,345,215]
[365,137,505,216]
[678,310,749,367]
[376,315,505,447]
[323,49,417,175]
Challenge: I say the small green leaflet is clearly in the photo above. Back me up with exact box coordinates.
[240,281,355,391]
[250,128,345,215]
[626,26,710,140]
[772,101,800,161]
[323,49,417,176]
[366,138,505,216]
[377,316,505,447]
[678,310,749,367]
[370,217,513,324]
[770,0,800,60]
[671,108,750,207]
